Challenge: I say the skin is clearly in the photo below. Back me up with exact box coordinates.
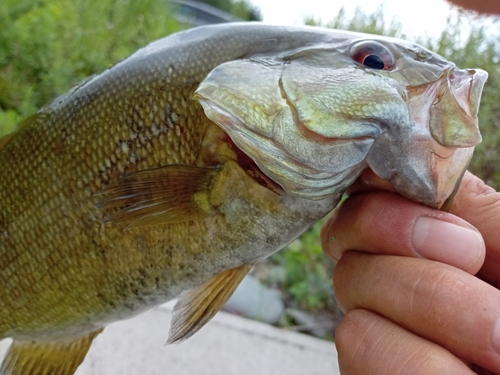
[321,171,500,374]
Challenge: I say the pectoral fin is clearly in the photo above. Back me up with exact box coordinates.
[97,165,220,228]
[167,264,253,344]
[0,329,103,375]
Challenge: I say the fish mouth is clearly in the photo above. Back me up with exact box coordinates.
[365,136,473,210]
[379,67,488,209]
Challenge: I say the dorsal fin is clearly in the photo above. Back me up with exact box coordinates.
[0,329,103,375]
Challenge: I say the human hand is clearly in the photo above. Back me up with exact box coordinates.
[321,171,500,374]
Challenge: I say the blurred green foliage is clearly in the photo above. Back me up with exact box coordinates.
[0,0,178,137]
[306,6,405,38]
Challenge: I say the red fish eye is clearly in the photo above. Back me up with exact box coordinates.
[350,41,394,70]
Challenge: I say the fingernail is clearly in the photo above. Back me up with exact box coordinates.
[412,217,484,270]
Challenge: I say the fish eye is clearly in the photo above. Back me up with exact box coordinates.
[350,41,394,70]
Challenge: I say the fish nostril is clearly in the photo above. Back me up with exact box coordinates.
[448,68,471,83]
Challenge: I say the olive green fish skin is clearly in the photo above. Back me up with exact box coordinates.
[0,24,340,341]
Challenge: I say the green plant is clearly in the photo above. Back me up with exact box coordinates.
[0,0,181,137]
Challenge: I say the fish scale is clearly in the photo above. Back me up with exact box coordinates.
[0,23,487,374]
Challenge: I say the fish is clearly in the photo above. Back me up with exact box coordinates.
[0,22,487,374]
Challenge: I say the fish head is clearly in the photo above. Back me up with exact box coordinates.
[194,28,488,209]
[367,64,487,208]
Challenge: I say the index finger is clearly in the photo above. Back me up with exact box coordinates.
[320,190,485,274]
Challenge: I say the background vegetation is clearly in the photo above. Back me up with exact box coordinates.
[0,1,498,339]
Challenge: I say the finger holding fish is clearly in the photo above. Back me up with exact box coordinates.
[321,188,485,273]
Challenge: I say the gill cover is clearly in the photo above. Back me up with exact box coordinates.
[195,33,487,209]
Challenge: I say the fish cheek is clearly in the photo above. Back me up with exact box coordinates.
[194,58,284,139]
[280,63,400,139]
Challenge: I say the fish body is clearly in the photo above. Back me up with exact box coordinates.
[0,23,487,374]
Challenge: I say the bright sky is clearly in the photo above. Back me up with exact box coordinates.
[249,0,497,39]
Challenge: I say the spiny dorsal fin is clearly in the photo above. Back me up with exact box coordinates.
[167,264,253,344]
[97,165,220,229]
[0,329,103,375]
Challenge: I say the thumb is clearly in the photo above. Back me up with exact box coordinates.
[450,171,500,285]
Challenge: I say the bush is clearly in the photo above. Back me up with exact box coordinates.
[0,0,181,137]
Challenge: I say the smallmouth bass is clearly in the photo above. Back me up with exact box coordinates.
[0,23,487,374]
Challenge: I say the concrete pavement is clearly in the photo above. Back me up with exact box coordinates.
[0,301,340,374]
